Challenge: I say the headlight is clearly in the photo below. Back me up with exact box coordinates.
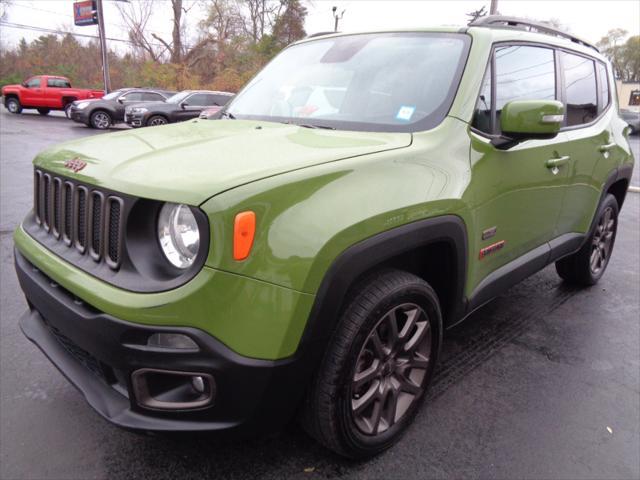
[158,203,200,269]
[131,107,148,113]
[76,102,90,109]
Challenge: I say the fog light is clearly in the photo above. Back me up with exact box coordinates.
[131,368,215,410]
[191,376,205,394]
[147,333,198,350]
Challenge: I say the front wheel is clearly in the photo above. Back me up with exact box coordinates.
[301,270,442,458]
[556,193,619,285]
[146,115,168,127]
[90,110,112,130]
[37,108,50,115]
[6,97,22,114]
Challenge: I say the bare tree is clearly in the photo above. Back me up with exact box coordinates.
[117,0,199,64]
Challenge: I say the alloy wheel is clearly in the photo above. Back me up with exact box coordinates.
[149,117,167,126]
[350,303,432,435]
[92,112,110,129]
[590,206,615,275]
[7,100,18,113]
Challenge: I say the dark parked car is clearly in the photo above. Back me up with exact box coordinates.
[620,108,639,134]
[125,90,234,127]
[69,88,175,129]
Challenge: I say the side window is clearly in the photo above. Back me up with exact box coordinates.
[495,45,556,132]
[185,94,207,106]
[47,78,71,88]
[122,92,144,102]
[215,95,232,106]
[142,92,164,102]
[26,77,41,88]
[472,62,492,134]
[561,52,597,126]
[596,62,610,113]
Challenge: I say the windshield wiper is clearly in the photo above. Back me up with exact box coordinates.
[298,123,335,130]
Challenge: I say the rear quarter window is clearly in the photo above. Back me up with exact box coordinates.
[561,51,597,126]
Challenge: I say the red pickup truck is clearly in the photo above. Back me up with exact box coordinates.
[1,75,104,117]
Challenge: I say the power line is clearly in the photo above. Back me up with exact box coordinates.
[9,1,172,38]
[0,20,167,48]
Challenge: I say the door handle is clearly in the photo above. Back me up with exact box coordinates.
[545,155,570,168]
[599,143,616,152]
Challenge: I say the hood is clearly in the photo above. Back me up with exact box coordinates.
[74,98,102,105]
[33,119,412,205]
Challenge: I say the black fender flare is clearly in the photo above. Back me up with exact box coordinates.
[298,214,469,353]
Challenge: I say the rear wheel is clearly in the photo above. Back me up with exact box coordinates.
[556,193,619,285]
[147,115,168,126]
[6,97,22,114]
[37,108,50,115]
[90,110,112,130]
[301,270,441,458]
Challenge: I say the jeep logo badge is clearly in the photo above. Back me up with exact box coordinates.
[64,158,87,173]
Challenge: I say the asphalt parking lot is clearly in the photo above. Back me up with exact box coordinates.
[0,107,639,480]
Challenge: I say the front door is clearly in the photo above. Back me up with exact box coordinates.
[21,77,43,106]
[466,44,571,292]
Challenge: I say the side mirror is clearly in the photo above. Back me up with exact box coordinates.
[180,102,188,109]
[493,100,564,149]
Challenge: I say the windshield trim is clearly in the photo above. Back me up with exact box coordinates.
[225,32,472,133]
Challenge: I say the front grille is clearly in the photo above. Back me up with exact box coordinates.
[45,319,115,385]
[33,169,124,269]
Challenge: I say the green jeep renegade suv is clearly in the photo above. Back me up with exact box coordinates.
[14,16,635,458]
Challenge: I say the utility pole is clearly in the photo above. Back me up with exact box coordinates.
[96,0,111,93]
[332,6,345,32]
[490,0,499,15]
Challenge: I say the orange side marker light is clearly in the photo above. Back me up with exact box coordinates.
[233,211,256,261]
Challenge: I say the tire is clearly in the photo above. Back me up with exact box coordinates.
[146,115,168,127]
[37,108,50,115]
[301,269,442,459]
[64,103,73,119]
[556,193,619,286]
[6,97,22,114]
[90,110,112,130]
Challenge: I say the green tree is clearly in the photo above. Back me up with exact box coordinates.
[596,29,639,81]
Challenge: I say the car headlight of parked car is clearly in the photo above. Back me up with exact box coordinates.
[76,101,90,109]
[130,107,148,114]
[157,203,201,269]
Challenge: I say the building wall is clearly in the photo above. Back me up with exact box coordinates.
[616,80,640,108]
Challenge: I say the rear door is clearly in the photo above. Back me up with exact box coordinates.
[467,44,571,291]
[554,52,617,237]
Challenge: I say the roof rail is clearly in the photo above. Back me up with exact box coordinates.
[306,31,337,39]
[469,15,599,53]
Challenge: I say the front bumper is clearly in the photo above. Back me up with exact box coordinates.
[15,248,315,434]
[69,106,90,124]
[125,112,146,127]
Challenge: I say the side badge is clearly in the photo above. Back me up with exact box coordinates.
[482,226,497,241]
[479,240,505,260]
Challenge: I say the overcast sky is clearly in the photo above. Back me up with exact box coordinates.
[1,0,639,53]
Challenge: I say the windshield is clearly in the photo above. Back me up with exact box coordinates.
[167,91,192,104]
[103,90,123,100]
[227,32,470,132]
